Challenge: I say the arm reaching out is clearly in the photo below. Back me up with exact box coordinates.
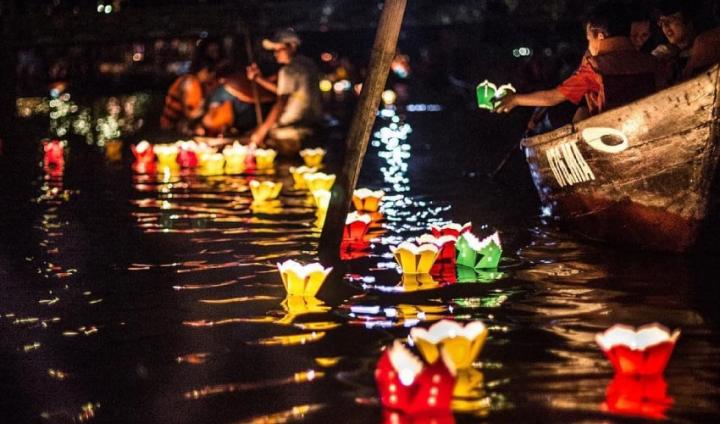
[495,89,567,113]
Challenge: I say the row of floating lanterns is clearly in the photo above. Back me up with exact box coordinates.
[274,199,680,420]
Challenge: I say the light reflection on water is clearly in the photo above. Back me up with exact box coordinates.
[1,103,720,423]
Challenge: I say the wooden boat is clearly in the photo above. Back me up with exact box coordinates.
[522,65,720,252]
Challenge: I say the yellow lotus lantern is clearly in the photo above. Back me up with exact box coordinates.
[304,172,336,192]
[299,148,326,167]
[289,166,318,189]
[390,241,439,274]
[352,188,385,212]
[223,142,248,174]
[277,260,333,297]
[254,148,277,170]
[154,144,179,170]
[312,189,331,212]
[194,143,214,166]
[199,152,225,176]
[410,319,488,370]
[250,180,283,202]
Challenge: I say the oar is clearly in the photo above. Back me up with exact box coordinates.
[488,107,547,179]
[243,27,264,127]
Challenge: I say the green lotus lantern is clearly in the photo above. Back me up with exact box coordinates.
[456,232,502,270]
[476,80,516,111]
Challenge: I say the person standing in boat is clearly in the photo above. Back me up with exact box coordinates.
[495,1,658,122]
[653,0,720,83]
[245,29,322,156]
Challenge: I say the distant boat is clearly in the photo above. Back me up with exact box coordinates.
[522,65,720,252]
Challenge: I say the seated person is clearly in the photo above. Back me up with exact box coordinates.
[654,0,720,82]
[160,61,216,135]
[495,1,658,122]
[245,29,322,156]
[629,6,655,53]
[202,66,275,136]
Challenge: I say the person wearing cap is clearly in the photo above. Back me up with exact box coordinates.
[245,29,322,156]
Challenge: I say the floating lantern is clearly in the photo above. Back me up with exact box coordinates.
[277,260,333,297]
[602,375,672,420]
[176,140,199,167]
[299,148,326,167]
[476,80,516,111]
[343,212,372,242]
[375,340,455,415]
[410,320,488,370]
[352,188,385,212]
[595,323,680,375]
[381,89,397,106]
[455,232,502,270]
[430,222,472,238]
[304,172,336,192]
[390,242,439,275]
[199,153,225,176]
[452,368,485,400]
[312,189,331,212]
[249,180,283,202]
[416,234,457,263]
[254,148,277,170]
[131,140,155,165]
[430,261,457,283]
[105,140,122,162]
[223,142,248,174]
[43,139,64,169]
[289,166,317,189]
[154,144,179,169]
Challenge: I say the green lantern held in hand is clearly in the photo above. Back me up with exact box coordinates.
[476,80,516,111]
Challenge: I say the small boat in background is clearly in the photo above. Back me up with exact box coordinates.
[522,65,720,252]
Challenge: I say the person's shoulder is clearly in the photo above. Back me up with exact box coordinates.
[695,26,720,47]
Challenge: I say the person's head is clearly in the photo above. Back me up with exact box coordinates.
[656,0,697,49]
[190,61,216,83]
[262,29,301,64]
[629,5,652,50]
[584,1,632,56]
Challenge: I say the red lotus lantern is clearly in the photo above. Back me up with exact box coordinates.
[343,212,372,242]
[131,141,155,164]
[43,139,64,170]
[430,222,471,238]
[375,341,455,415]
[177,141,199,168]
[602,375,672,420]
[430,261,457,283]
[596,324,680,375]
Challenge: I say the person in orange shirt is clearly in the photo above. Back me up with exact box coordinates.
[160,61,217,135]
[495,1,658,122]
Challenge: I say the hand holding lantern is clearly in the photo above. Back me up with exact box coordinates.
[476,80,516,112]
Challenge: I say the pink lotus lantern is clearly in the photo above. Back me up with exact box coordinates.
[602,375,672,420]
[596,324,680,375]
[375,341,455,415]
[43,139,65,170]
[430,222,472,238]
[343,212,372,242]
[176,140,199,168]
[416,234,457,263]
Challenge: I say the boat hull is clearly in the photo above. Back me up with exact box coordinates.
[522,65,720,252]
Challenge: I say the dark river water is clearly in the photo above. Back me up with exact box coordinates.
[1,92,720,424]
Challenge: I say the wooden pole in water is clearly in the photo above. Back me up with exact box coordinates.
[318,0,407,264]
[242,28,264,126]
